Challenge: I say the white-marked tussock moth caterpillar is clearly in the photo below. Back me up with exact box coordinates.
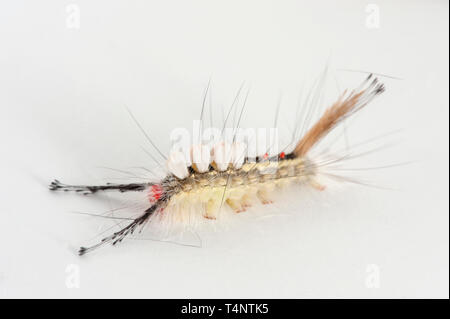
[50,74,385,255]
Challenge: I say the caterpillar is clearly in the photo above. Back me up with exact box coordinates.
[49,74,385,256]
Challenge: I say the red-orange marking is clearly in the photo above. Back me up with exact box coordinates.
[148,184,162,203]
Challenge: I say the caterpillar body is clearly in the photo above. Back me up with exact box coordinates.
[49,74,385,255]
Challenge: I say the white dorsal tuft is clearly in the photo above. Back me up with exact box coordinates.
[190,144,211,173]
[167,150,189,179]
[212,141,233,171]
[231,141,247,169]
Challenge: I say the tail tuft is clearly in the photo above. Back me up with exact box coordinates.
[293,75,385,157]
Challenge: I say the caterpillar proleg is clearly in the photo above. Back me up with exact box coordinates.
[50,74,385,256]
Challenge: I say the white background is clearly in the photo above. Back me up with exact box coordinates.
[0,0,448,298]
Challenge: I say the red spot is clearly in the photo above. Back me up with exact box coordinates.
[280,152,285,159]
[263,153,269,159]
[148,184,162,203]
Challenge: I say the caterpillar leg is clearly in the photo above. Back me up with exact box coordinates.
[226,198,246,213]
[49,179,150,194]
[310,179,326,191]
[257,187,273,205]
[204,198,220,219]
[241,194,253,208]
